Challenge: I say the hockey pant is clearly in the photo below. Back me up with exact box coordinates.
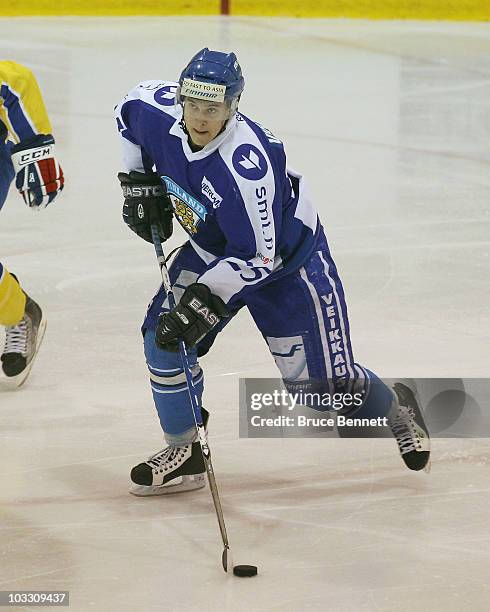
[142,236,394,442]
[0,264,25,326]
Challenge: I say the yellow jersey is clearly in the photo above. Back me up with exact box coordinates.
[0,60,52,144]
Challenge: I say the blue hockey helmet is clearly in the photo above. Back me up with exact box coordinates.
[177,48,245,109]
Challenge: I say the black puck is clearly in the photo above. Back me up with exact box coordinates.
[233,564,258,577]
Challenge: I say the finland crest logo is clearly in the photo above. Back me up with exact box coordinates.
[232,144,268,181]
[162,176,207,236]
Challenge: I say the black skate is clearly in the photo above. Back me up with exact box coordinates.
[1,295,46,388]
[130,408,209,496]
[388,383,430,471]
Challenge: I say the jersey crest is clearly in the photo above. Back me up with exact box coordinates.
[162,175,207,235]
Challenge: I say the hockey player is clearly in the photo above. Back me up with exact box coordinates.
[115,49,430,496]
[0,61,64,387]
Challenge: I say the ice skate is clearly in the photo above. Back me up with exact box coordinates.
[388,382,430,471]
[1,295,46,388]
[130,408,208,496]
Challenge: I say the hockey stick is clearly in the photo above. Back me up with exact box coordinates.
[150,224,232,573]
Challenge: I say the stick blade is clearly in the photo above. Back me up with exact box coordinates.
[222,546,233,572]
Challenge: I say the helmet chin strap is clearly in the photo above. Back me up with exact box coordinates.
[178,118,200,152]
[228,97,239,115]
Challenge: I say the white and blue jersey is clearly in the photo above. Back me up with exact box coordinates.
[115,80,320,306]
[115,80,394,441]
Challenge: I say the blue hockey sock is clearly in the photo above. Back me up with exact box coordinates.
[353,368,394,419]
[144,329,204,438]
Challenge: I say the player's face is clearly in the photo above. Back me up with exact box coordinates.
[183,98,229,147]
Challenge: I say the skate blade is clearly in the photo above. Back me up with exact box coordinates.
[129,473,206,497]
[424,458,432,474]
[0,316,47,390]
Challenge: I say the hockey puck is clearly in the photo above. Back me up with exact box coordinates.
[233,565,258,577]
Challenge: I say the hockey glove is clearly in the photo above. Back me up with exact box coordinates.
[11,134,64,209]
[155,283,228,352]
[119,171,173,243]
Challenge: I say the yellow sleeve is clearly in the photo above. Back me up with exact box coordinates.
[0,60,52,144]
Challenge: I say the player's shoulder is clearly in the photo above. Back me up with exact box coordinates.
[237,113,284,149]
[230,113,285,166]
[116,79,180,117]
[0,60,34,85]
[218,112,285,187]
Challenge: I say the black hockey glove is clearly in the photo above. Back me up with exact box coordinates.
[119,171,173,243]
[155,283,228,352]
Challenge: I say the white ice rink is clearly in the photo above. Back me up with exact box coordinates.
[1,16,490,611]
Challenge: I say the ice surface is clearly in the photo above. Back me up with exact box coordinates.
[0,17,489,611]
